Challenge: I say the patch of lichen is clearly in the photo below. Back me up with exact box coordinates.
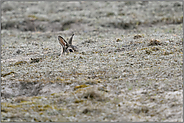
[1,71,15,77]
[9,61,28,66]
[74,84,90,90]
[74,100,85,103]
[2,98,61,115]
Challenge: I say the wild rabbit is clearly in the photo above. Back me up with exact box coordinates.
[58,34,78,55]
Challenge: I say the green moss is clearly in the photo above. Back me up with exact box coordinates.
[106,12,115,17]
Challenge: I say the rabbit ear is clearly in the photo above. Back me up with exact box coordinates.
[68,34,74,45]
[58,36,68,47]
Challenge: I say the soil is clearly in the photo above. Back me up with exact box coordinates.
[1,1,183,122]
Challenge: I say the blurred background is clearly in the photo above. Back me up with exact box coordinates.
[1,1,183,33]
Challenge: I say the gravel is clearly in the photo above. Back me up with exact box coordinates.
[1,1,183,122]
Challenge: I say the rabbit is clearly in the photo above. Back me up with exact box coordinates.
[58,34,78,55]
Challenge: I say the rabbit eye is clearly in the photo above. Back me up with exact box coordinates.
[69,49,74,52]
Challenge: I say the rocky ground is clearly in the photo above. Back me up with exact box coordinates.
[1,1,183,122]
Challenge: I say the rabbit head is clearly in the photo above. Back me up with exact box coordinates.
[58,34,78,55]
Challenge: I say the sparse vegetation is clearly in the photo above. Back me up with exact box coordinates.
[1,1,183,122]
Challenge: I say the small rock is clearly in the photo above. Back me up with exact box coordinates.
[148,39,161,46]
[134,34,143,39]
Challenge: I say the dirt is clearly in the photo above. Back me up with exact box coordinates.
[1,1,183,122]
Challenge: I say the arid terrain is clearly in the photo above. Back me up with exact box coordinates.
[1,1,183,122]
